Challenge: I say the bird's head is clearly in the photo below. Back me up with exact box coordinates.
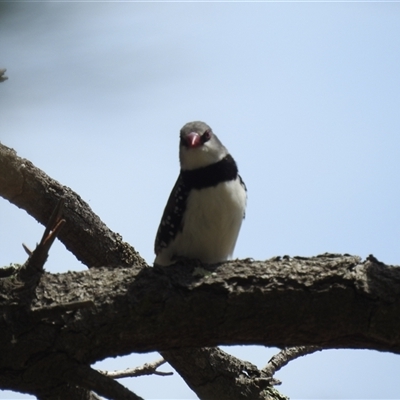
[179,121,228,170]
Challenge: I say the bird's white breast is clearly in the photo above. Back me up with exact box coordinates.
[156,177,246,265]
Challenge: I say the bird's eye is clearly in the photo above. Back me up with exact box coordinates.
[202,130,211,143]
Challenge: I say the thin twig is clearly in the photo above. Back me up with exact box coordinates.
[262,346,323,378]
[39,197,65,251]
[70,365,144,400]
[18,198,65,281]
[100,358,173,379]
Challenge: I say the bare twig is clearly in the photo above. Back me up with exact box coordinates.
[18,198,65,280]
[100,358,173,379]
[262,346,323,378]
[40,197,65,250]
[22,243,33,256]
[69,365,144,400]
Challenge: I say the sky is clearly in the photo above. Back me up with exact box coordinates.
[1,1,400,399]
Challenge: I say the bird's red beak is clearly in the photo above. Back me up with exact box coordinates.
[184,132,202,148]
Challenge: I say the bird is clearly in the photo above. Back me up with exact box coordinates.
[154,121,247,266]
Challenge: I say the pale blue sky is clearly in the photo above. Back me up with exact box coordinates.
[1,2,400,399]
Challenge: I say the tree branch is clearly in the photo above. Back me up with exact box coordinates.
[68,365,144,400]
[0,142,146,269]
[99,359,172,379]
[161,347,281,400]
[1,255,399,363]
[262,346,323,379]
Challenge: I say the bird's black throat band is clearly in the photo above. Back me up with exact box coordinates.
[181,154,238,190]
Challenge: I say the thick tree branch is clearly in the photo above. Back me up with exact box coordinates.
[0,142,146,269]
[1,255,399,365]
[161,347,281,400]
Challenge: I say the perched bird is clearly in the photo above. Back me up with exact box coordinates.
[154,121,247,266]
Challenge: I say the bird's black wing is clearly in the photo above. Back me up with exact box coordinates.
[238,174,247,219]
[154,173,189,255]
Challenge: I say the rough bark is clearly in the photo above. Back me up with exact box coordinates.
[1,141,400,399]
[2,255,400,360]
[0,143,146,269]
[160,347,283,400]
